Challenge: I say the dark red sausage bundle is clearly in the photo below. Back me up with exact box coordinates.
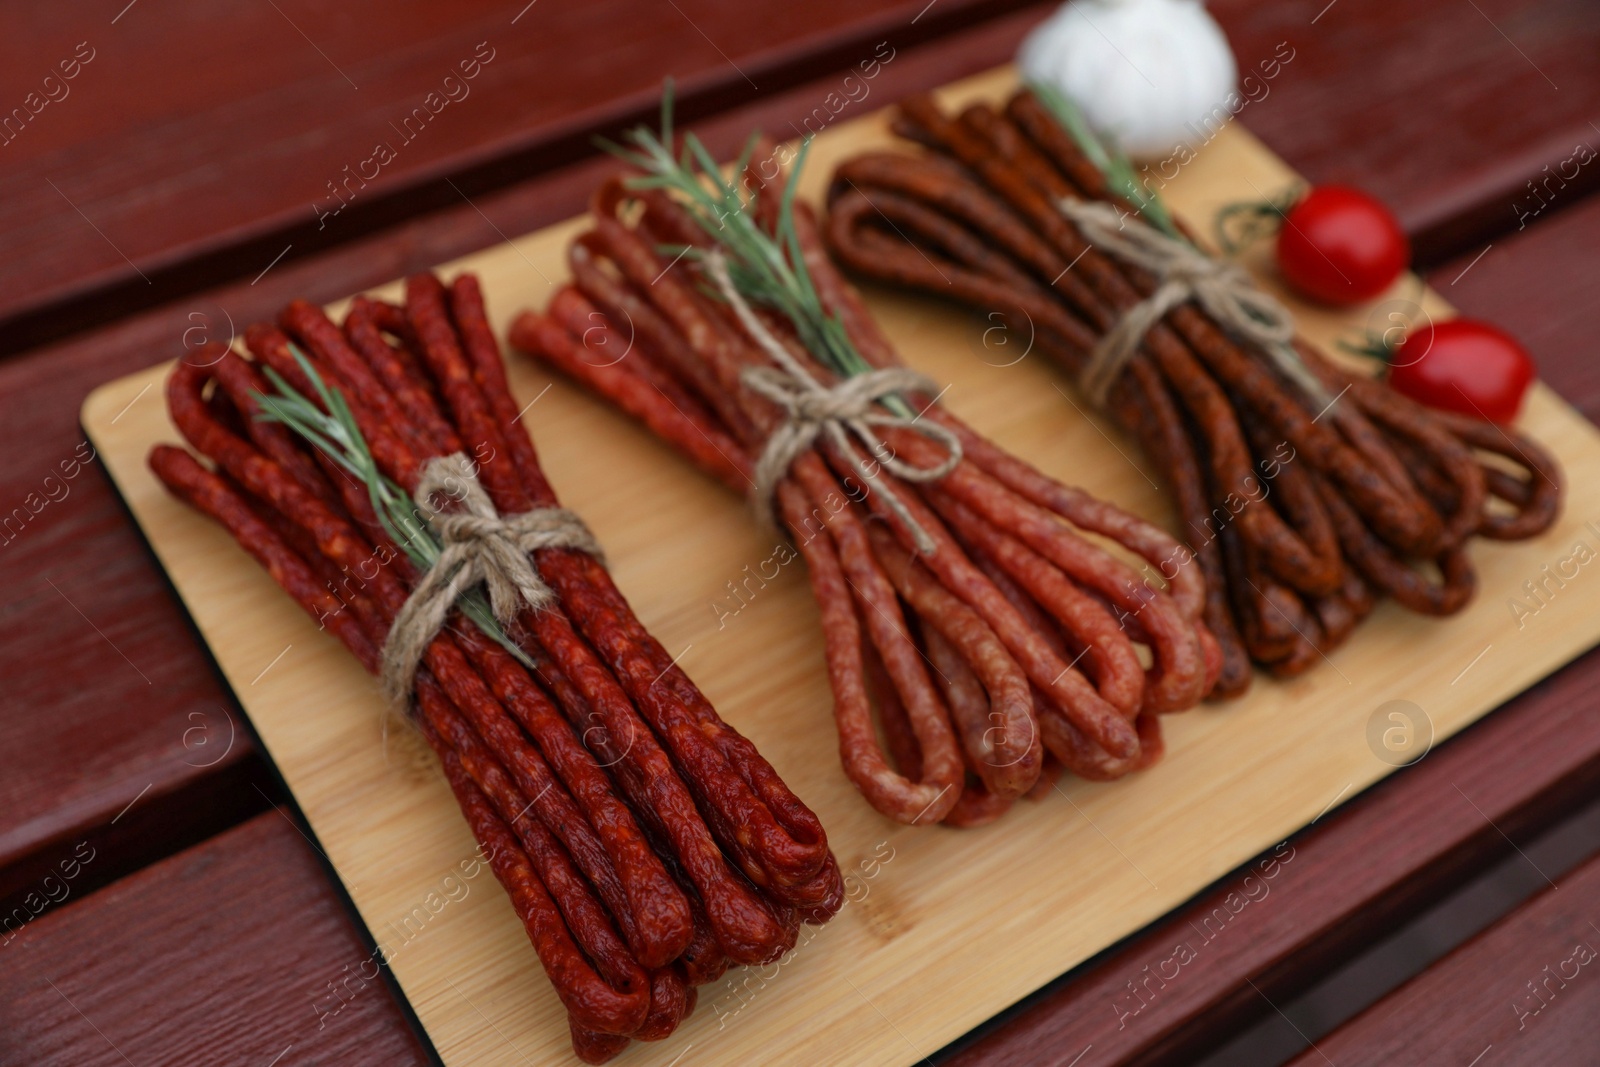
[510,136,1224,828]
[149,272,843,1063]
[823,89,1563,694]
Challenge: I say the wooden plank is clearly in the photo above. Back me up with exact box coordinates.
[934,186,1600,1067]
[0,344,265,904]
[1212,0,1600,264]
[937,653,1600,1066]
[80,67,1600,1067]
[0,0,1044,354]
[0,5,1041,886]
[0,756,270,936]
[1285,849,1600,1065]
[9,0,1599,350]
[0,811,429,1066]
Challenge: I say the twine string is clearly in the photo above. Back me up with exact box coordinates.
[703,251,962,555]
[380,452,603,710]
[1057,198,1330,409]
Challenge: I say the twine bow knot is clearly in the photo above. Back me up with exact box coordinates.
[703,251,962,555]
[1057,199,1330,409]
[380,453,604,710]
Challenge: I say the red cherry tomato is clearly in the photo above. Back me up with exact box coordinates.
[1387,319,1535,424]
[1277,185,1409,306]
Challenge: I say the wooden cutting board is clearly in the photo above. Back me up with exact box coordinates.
[81,66,1600,1067]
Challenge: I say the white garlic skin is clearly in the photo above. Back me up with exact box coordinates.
[1018,0,1239,161]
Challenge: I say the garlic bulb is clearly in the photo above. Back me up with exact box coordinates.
[1018,0,1238,160]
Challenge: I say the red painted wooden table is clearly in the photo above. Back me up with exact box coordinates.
[3,2,1598,1064]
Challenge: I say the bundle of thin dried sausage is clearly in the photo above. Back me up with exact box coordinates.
[148,271,842,1063]
[823,88,1563,695]
[509,113,1221,827]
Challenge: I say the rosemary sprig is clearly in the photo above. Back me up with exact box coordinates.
[599,81,911,416]
[251,348,536,670]
[1029,80,1182,241]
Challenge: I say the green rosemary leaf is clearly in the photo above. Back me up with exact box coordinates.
[659,75,675,145]
[594,80,910,413]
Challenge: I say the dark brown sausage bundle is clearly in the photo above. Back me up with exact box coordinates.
[823,89,1562,695]
[149,272,842,1063]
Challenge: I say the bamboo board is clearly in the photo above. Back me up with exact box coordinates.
[83,66,1600,1067]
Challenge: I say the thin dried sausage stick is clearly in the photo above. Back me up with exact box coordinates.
[776,480,959,823]
[430,736,650,1036]
[509,310,751,493]
[869,526,1041,796]
[419,708,647,1010]
[345,296,460,451]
